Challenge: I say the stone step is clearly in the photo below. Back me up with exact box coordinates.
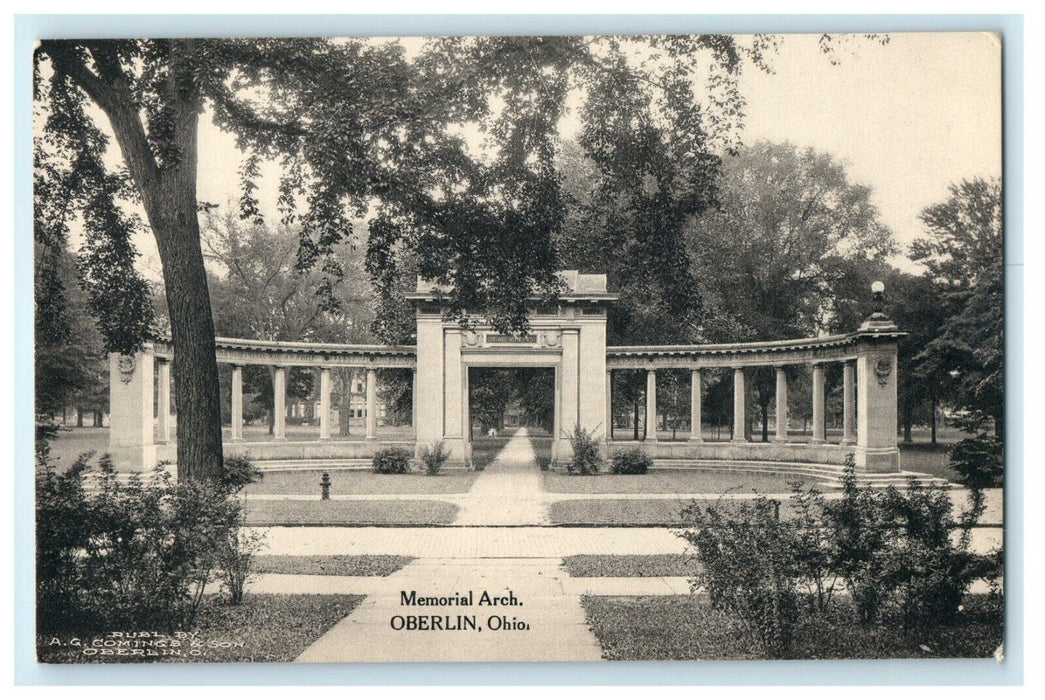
[253,458,373,472]
[652,459,950,489]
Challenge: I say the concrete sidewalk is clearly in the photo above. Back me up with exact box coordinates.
[294,558,603,662]
[453,429,547,526]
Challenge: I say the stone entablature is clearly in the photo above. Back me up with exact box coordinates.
[151,337,417,369]
[607,330,903,369]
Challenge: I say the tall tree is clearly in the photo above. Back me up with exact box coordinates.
[687,141,896,439]
[34,38,425,479]
[910,177,1003,437]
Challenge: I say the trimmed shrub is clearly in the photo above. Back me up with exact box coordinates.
[372,447,412,474]
[223,455,264,490]
[610,448,652,475]
[419,440,450,476]
[566,424,602,475]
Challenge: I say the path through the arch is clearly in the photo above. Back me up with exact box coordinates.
[453,428,547,526]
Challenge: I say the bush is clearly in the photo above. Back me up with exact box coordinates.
[950,434,1004,490]
[36,454,260,634]
[678,496,801,658]
[536,456,551,471]
[223,455,264,490]
[372,447,412,474]
[610,448,651,475]
[822,460,992,631]
[675,458,999,655]
[566,424,602,475]
[419,441,450,476]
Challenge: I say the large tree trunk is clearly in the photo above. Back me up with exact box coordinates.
[44,40,225,481]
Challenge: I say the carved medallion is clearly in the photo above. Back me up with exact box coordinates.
[118,355,136,383]
[463,331,481,348]
[541,331,561,348]
[874,358,892,386]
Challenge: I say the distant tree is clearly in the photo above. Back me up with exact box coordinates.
[910,177,1003,438]
[34,244,108,420]
[200,208,374,434]
[688,141,895,438]
[881,268,951,443]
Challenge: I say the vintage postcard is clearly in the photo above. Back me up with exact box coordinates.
[30,28,1006,666]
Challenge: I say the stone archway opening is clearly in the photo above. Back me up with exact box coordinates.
[468,366,555,469]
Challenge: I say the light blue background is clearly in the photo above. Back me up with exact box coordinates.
[13,13,1024,686]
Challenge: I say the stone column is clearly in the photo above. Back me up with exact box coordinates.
[319,367,332,440]
[605,370,613,442]
[842,360,856,446]
[411,369,418,431]
[732,367,748,442]
[366,367,378,440]
[774,367,788,442]
[811,363,826,444]
[856,338,900,472]
[273,366,287,440]
[156,359,171,444]
[645,369,658,442]
[108,344,156,470]
[689,368,703,443]
[230,364,243,441]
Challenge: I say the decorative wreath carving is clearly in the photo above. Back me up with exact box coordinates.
[542,331,561,348]
[117,355,136,383]
[463,331,481,348]
[874,358,892,386]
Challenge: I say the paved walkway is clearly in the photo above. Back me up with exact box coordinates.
[453,429,547,526]
[295,558,603,662]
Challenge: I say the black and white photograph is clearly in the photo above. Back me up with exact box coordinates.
[27,26,1008,668]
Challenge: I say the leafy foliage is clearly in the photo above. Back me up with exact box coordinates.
[910,178,1003,436]
[949,434,1004,490]
[610,448,652,475]
[419,441,451,476]
[678,496,800,658]
[565,424,602,475]
[371,447,412,474]
[36,454,262,634]
[676,461,1000,657]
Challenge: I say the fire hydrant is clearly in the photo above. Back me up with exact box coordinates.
[320,471,331,500]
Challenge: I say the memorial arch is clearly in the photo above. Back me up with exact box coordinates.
[408,270,614,464]
[108,270,906,479]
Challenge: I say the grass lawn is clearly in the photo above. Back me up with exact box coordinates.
[542,470,816,495]
[242,499,457,525]
[899,443,957,481]
[243,469,479,496]
[563,554,697,578]
[253,555,414,576]
[548,497,798,525]
[550,498,689,525]
[582,594,1003,660]
[37,594,363,663]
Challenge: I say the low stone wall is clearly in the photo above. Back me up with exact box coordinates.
[147,439,417,466]
[606,439,854,466]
